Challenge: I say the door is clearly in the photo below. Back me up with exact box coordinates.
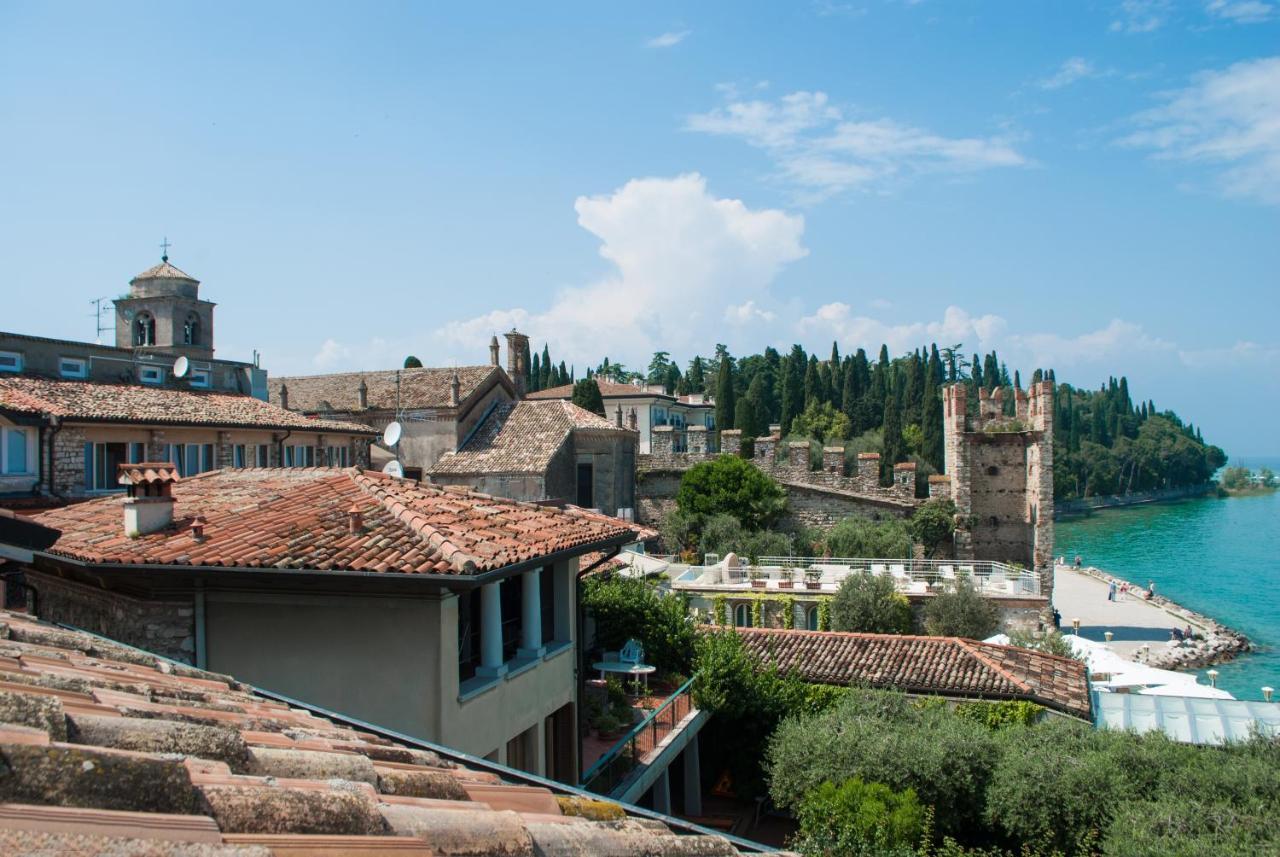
[576,462,594,508]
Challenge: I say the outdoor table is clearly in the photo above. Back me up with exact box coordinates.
[593,660,657,694]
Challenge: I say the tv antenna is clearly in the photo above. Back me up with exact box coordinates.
[90,297,113,344]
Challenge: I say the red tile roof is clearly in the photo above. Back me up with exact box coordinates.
[268,365,503,414]
[131,259,198,283]
[0,609,745,855]
[735,627,1091,718]
[428,400,633,476]
[30,468,637,575]
[0,376,374,435]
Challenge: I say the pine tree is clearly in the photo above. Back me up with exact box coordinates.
[715,354,736,431]
[687,357,705,394]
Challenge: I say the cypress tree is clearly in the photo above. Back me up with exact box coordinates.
[829,342,843,410]
[687,357,705,393]
[520,340,533,391]
[841,358,859,432]
[558,361,568,388]
[817,360,833,406]
[868,346,890,429]
[971,354,983,391]
[780,344,806,435]
[530,353,541,392]
[923,350,944,470]
[540,345,552,390]
[715,354,736,431]
[803,355,820,407]
[571,378,605,417]
[881,371,904,485]
[747,374,770,439]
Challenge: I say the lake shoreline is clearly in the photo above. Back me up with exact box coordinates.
[1062,563,1252,671]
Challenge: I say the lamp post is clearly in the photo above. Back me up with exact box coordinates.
[1207,669,1219,688]
[1141,643,1151,662]
[1071,617,1081,635]
[1104,631,1113,644]
[1264,687,1274,703]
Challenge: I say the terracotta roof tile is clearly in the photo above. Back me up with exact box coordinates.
[526,378,669,400]
[31,468,636,575]
[735,627,1091,719]
[0,376,374,435]
[267,366,501,414]
[0,610,750,855]
[428,400,633,476]
[131,260,198,283]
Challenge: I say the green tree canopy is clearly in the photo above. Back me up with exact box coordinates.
[825,517,913,559]
[829,571,913,634]
[922,580,1000,639]
[570,377,605,416]
[403,355,423,368]
[675,456,787,531]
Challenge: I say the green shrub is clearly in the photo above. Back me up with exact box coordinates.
[923,581,1000,639]
[659,507,699,554]
[698,513,748,558]
[953,700,1043,729]
[910,498,957,557]
[1006,629,1079,660]
[826,516,913,559]
[830,571,913,634]
[793,778,924,856]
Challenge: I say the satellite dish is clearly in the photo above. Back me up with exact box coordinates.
[383,421,403,447]
[173,356,190,378]
[382,460,405,478]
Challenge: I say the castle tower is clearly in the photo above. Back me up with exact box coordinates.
[941,382,1055,602]
[114,252,215,360]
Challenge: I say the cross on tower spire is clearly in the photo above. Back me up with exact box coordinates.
[159,236,171,262]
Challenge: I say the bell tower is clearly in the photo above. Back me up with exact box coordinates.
[114,242,216,360]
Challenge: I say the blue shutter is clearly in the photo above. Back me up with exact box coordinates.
[83,443,94,490]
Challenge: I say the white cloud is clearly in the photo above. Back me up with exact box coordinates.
[1178,340,1280,368]
[1121,56,1280,204]
[1039,57,1099,90]
[646,30,691,48]
[797,304,1008,355]
[436,174,807,367]
[687,90,1025,199]
[1205,0,1274,22]
[1110,0,1172,32]
[725,300,778,325]
[1009,319,1174,367]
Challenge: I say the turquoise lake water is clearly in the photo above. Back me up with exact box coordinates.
[1056,470,1280,702]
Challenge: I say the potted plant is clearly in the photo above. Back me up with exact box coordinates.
[804,568,823,590]
[749,568,767,589]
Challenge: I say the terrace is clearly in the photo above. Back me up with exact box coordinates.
[669,556,1042,598]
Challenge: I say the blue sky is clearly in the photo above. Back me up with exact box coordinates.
[1,1,1277,454]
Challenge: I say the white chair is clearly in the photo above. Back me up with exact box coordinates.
[871,563,887,576]
[940,565,956,580]
[890,564,907,578]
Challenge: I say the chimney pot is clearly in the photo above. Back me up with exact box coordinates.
[279,382,290,410]
[357,378,368,410]
[348,504,363,534]
[191,515,208,542]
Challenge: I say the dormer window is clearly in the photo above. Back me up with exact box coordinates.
[183,313,200,345]
[134,312,156,346]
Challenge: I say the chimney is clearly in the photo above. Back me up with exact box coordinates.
[357,379,368,410]
[190,515,208,543]
[616,405,623,427]
[450,370,461,406]
[348,504,363,534]
[118,462,179,536]
[489,335,500,367]
[504,328,529,398]
[628,408,637,430]
[279,382,289,410]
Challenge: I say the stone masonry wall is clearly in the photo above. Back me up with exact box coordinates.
[25,569,196,663]
[50,425,88,497]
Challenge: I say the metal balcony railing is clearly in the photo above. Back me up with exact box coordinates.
[580,677,695,796]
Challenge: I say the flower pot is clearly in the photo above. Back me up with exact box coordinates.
[805,581,822,590]
[778,580,794,589]
[750,579,767,589]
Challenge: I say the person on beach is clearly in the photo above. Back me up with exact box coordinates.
[1185,625,1195,641]
[1108,580,1116,602]
[1146,581,1156,599]
[1052,608,1061,629]
[1074,555,1082,569]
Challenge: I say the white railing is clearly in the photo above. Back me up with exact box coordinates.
[671,556,1040,598]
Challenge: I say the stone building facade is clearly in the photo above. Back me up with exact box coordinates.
[941,382,1055,594]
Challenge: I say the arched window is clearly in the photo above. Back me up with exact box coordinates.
[806,606,820,631]
[134,312,155,346]
[183,313,200,346]
[734,603,752,628]
[986,465,1000,476]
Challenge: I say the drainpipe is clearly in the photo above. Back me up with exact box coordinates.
[276,429,292,466]
[44,416,65,502]
[194,584,207,669]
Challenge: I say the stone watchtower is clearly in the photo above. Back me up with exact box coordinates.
[114,254,216,360]
[942,381,1055,596]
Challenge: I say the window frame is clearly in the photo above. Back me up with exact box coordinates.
[138,365,164,385]
[58,357,88,379]
[1,426,35,476]
[188,368,212,389]
[0,351,23,373]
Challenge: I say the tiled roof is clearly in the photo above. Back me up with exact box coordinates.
[0,609,745,855]
[268,365,501,414]
[526,379,668,400]
[429,400,633,476]
[131,259,198,282]
[0,376,375,435]
[736,628,1091,719]
[31,468,637,575]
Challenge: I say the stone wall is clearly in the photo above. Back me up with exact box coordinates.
[49,425,88,497]
[779,483,914,530]
[25,569,196,663]
[635,470,682,527]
